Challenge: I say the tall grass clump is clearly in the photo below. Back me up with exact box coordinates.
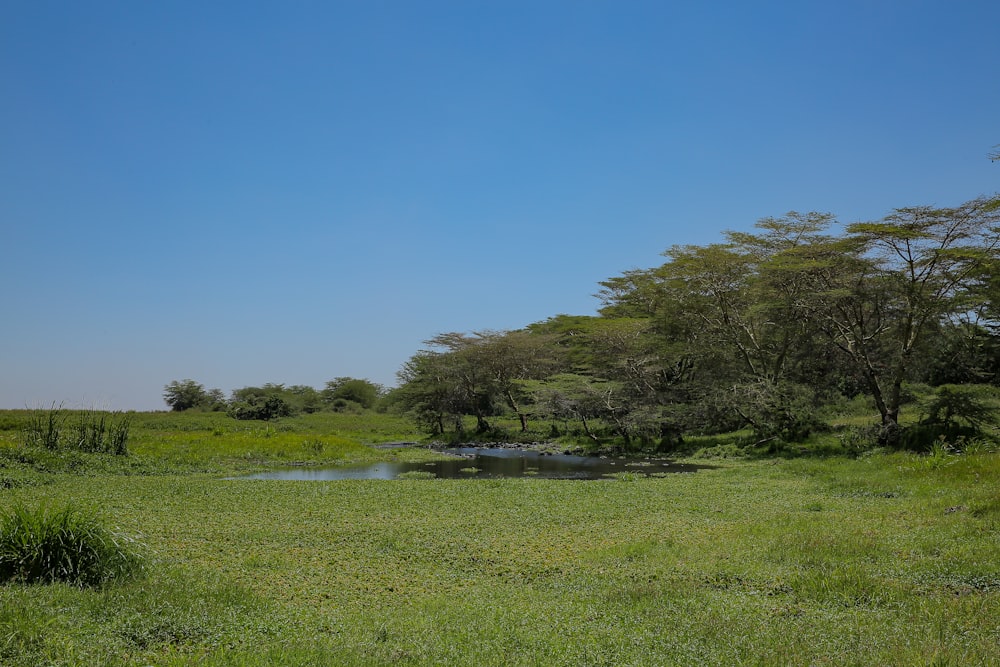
[23,404,63,450]
[72,409,131,455]
[0,505,145,586]
[20,407,131,455]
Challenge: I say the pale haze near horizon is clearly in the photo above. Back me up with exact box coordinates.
[2,1,998,411]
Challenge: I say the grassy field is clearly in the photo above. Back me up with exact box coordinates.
[1,410,999,665]
[0,410,437,481]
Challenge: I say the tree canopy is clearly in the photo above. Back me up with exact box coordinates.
[162,377,384,417]
[395,195,1000,450]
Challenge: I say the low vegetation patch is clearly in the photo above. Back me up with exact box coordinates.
[1,409,999,664]
[0,504,145,587]
[21,406,131,455]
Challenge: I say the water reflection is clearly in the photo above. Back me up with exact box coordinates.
[235,447,710,481]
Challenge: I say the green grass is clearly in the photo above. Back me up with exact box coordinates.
[1,445,999,665]
[1,409,999,664]
[0,410,439,481]
[0,504,145,587]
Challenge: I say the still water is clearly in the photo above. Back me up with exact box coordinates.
[236,447,710,481]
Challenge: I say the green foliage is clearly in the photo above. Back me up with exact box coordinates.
[322,377,383,410]
[71,410,131,455]
[162,379,219,412]
[227,387,293,421]
[21,407,131,455]
[890,384,1000,451]
[920,323,1000,385]
[729,380,823,443]
[837,423,885,456]
[395,195,1000,450]
[23,404,63,450]
[394,331,562,438]
[283,385,323,414]
[0,505,145,587]
[5,452,1000,664]
[921,384,999,431]
[163,379,390,418]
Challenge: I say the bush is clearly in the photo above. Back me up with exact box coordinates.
[328,397,364,414]
[920,384,999,432]
[726,380,822,442]
[0,505,145,587]
[322,378,383,410]
[838,423,884,456]
[893,384,1000,451]
[227,395,292,421]
[899,423,978,451]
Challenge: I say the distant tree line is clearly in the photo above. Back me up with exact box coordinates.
[393,195,1000,450]
[162,377,384,420]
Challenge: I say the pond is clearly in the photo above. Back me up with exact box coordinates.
[234,447,711,481]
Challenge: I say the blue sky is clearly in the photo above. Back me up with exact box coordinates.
[2,1,998,411]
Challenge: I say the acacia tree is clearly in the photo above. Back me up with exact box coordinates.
[395,352,462,435]
[163,379,210,412]
[395,335,498,435]
[796,196,1000,442]
[426,333,499,433]
[395,330,560,435]
[286,385,322,413]
[525,373,619,443]
[595,213,837,439]
[628,226,822,389]
[654,244,765,380]
[473,330,557,431]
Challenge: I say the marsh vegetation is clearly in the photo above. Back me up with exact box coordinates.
[1,407,999,665]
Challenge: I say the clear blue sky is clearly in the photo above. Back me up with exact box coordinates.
[2,1,998,411]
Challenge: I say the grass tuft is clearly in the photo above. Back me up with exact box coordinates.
[0,505,145,587]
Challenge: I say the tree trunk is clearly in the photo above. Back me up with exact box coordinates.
[878,416,901,448]
[503,389,529,432]
[476,414,490,433]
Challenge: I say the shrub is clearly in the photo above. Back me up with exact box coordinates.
[895,384,1000,451]
[899,423,978,451]
[726,380,822,442]
[0,505,145,586]
[328,397,364,414]
[839,423,884,456]
[227,395,292,421]
[322,377,383,410]
[920,384,998,432]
